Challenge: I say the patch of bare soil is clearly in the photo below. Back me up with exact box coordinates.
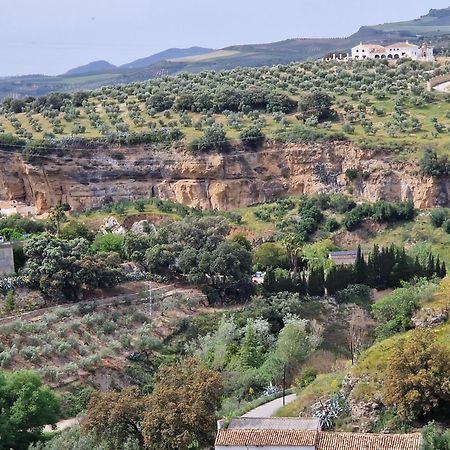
[229,225,274,243]
[332,219,387,249]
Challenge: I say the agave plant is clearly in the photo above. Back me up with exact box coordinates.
[312,393,348,430]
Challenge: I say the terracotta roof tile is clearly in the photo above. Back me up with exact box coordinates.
[215,430,422,449]
[317,432,422,450]
[390,42,418,48]
[215,429,319,446]
[228,417,320,430]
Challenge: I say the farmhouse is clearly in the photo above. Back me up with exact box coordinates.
[350,41,434,61]
[328,248,370,266]
[215,417,422,450]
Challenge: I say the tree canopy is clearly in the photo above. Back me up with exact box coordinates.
[0,370,60,450]
[384,329,450,418]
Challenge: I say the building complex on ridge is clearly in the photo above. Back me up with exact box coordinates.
[350,41,434,61]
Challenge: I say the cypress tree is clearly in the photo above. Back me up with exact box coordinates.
[366,253,375,288]
[414,256,424,278]
[441,261,447,278]
[435,256,441,279]
[307,266,325,296]
[263,267,276,292]
[354,245,367,284]
[371,244,383,288]
[426,254,435,279]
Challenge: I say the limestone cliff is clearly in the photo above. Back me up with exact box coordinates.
[0,142,447,213]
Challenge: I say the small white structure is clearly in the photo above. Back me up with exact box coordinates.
[252,271,266,284]
[350,41,434,61]
[0,242,15,275]
[0,201,35,217]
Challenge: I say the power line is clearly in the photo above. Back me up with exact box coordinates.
[148,281,153,316]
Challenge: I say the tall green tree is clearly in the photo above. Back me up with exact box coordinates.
[354,245,367,284]
[384,329,450,418]
[0,371,60,450]
[142,359,223,450]
[22,234,121,300]
[307,266,325,296]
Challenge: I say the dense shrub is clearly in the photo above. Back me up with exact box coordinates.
[298,91,334,122]
[420,147,450,176]
[430,208,449,228]
[372,279,437,339]
[240,126,265,148]
[191,124,229,152]
[342,201,414,231]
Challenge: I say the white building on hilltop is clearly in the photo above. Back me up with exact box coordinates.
[350,41,434,61]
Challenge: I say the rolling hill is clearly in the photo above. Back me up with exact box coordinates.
[120,46,214,69]
[65,60,118,76]
[1,6,450,100]
[372,6,450,35]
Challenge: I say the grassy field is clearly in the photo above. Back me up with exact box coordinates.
[2,89,449,154]
[275,372,345,417]
[369,214,450,262]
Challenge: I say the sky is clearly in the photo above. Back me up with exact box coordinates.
[1,0,449,76]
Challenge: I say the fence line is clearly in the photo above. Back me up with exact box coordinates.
[0,284,176,326]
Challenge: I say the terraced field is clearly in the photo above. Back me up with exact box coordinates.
[2,59,450,157]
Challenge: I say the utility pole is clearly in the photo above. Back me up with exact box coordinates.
[282,364,286,406]
[148,281,153,316]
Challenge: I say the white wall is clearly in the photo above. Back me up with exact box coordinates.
[350,44,434,62]
[0,244,15,275]
[0,206,35,217]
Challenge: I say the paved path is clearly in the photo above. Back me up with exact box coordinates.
[44,417,80,432]
[243,393,298,417]
[433,81,450,93]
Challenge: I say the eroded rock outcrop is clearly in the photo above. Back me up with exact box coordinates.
[0,142,448,213]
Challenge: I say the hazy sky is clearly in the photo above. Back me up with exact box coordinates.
[1,0,448,76]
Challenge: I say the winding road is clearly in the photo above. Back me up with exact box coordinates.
[243,393,298,417]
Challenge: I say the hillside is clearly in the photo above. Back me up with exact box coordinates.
[0,282,205,388]
[372,6,450,35]
[3,59,450,213]
[120,46,215,69]
[2,192,450,448]
[1,7,450,99]
[65,60,118,76]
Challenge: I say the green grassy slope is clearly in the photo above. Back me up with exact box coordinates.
[372,7,450,36]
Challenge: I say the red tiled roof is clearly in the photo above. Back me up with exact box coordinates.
[317,432,422,450]
[215,430,422,449]
[215,429,319,446]
[389,42,418,48]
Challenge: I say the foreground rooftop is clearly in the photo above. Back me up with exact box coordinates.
[215,418,422,450]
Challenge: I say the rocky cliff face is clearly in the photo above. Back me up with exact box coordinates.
[0,142,447,213]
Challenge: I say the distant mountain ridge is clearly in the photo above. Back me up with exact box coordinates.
[64,47,215,76]
[120,47,214,69]
[2,6,450,99]
[65,60,117,76]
